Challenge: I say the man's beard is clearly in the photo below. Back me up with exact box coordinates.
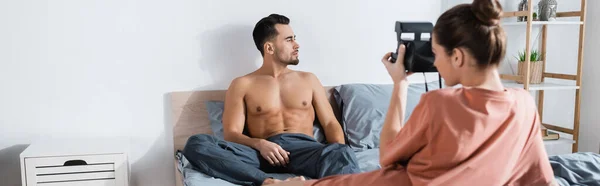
[287,58,300,65]
[275,52,299,65]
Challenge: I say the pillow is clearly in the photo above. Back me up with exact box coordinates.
[205,101,327,144]
[334,81,441,150]
[205,101,226,139]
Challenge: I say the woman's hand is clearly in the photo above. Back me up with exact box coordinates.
[381,44,411,83]
[379,45,412,166]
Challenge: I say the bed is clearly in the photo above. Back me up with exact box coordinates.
[169,83,600,186]
[169,87,350,186]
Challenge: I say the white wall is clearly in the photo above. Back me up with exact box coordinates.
[580,0,600,153]
[0,1,442,185]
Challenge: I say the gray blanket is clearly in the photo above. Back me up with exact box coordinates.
[550,152,600,186]
[177,149,380,186]
[178,151,600,186]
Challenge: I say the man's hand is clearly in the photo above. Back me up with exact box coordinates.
[255,140,290,167]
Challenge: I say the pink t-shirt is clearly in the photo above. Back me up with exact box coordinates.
[305,87,556,186]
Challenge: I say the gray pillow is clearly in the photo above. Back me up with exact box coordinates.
[334,81,441,150]
[206,101,226,139]
[205,101,327,144]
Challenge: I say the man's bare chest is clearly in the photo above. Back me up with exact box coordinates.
[244,81,313,115]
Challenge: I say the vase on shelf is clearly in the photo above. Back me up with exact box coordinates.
[539,0,558,21]
[518,0,528,22]
[517,61,543,84]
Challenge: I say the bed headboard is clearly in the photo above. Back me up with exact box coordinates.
[169,86,340,154]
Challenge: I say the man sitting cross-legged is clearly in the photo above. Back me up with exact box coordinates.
[182,14,361,186]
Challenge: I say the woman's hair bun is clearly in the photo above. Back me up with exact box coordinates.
[471,0,503,26]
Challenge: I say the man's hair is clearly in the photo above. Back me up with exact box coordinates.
[252,14,290,56]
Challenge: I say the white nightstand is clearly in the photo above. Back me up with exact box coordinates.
[20,138,129,186]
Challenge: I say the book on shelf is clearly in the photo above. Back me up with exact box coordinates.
[541,124,548,137]
[543,131,560,141]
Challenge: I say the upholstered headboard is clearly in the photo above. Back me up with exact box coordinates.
[169,86,340,186]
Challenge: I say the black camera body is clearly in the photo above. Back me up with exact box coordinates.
[390,21,437,72]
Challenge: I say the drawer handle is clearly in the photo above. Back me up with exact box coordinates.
[63,160,88,166]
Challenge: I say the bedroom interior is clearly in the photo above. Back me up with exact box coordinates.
[1,0,599,186]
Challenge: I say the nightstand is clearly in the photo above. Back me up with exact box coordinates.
[20,138,129,186]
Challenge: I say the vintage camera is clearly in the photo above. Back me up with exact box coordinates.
[390,21,437,72]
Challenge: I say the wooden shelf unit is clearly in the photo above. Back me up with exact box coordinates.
[502,21,583,26]
[500,0,588,153]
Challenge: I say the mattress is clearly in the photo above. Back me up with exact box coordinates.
[176,148,381,186]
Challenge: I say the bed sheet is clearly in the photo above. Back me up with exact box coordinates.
[176,148,381,186]
[178,149,600,186]
[550,152,600,186]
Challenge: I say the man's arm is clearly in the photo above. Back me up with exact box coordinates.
[307,73,345,144]
[222,77,290,167]
[222,77,263,148]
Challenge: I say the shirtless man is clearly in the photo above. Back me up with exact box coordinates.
[183,14,360,186]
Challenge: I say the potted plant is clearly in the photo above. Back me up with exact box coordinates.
[515,49,543,84]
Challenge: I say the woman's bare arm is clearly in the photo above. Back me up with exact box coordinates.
[379,81,409,165]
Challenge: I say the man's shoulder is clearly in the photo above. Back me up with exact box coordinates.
[230,76,252,86]
[292,70,319,81]
[228,75,255,93]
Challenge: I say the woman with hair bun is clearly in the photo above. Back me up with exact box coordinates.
[268,0,556,185]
